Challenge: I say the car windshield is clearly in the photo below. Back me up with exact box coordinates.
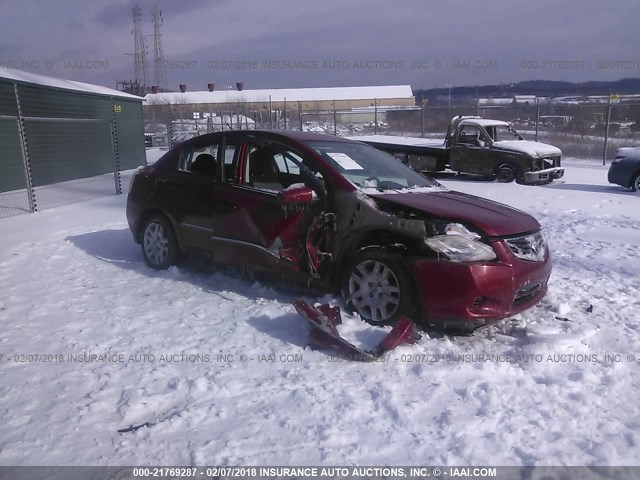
[305,140,440,190]
[485,124,523,142]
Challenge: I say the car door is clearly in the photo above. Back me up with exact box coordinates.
[209,136,322,276]
[156,138,222,254]
[449,124,493,175]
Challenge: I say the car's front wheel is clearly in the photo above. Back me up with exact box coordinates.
[141,214,179,269]
[631,173,640,192]
[342,248,418,326]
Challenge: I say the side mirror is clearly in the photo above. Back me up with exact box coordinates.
[300,165,327,202]
[278,185,314,204]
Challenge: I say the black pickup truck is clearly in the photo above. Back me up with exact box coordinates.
[351,116,564,184]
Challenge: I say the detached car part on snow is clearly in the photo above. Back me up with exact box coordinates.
[127,130,552,330]
[353,116,564,184]
[292,300,421,361]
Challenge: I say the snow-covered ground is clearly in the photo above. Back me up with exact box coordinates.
[0,159,639,466]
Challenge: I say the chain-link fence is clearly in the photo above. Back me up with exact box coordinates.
[0,81,145,219]
[144,96,640,164]
[144,101,423,147]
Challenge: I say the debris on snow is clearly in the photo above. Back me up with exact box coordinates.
[117,422,154,434]
[292,300,421,361]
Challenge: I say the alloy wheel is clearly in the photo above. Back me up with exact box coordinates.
[143,221,170,266]
[348,259,401,323]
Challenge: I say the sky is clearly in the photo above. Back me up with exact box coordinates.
[1,0,639,92]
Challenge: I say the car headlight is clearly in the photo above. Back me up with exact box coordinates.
[425,235,497,262]
[504,231,547,262]
[424,222,496,262]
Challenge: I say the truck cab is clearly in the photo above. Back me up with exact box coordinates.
[445,116,564,183]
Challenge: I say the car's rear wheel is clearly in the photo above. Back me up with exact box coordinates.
[631,173,640,192]
[342,248,418,326]
[496,164,518,183]
[141,214,178,269]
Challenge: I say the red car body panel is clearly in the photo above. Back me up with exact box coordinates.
[368,191,539,237]
[127,130,553,329]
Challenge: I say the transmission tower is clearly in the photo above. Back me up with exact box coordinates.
[151,6,168,91]
[131,4,149,88]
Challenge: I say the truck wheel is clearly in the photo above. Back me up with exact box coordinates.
[435,159,448,171]
[141,214,179,270]
[496,164,518,183]
[342,248,418,326]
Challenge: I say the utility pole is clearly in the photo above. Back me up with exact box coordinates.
[602,91,613,165]
[299,101,303,131]
[283,97,287,130]
[151,6,167,91]
[374,98,378,135]
[131,5,148,90]
[535,94,540,142]
[420,97,427,138]
[123,5,148,94]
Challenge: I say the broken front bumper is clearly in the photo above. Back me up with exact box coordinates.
[523,167,564,183]
[407,240,552,329]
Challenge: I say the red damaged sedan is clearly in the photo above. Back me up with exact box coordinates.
[127,130,551,330]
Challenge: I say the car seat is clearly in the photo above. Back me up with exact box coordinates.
[191,153,217,176]
[249,149,282,191]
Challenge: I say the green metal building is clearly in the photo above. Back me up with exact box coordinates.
[0,68,145,214]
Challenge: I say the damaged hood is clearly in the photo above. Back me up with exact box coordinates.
[492,140,562,158]
[367,190,540,237]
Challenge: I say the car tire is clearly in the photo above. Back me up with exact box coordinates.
[631,173,640,192]
[496,164,518,183]
[342,248,418,326]
[141,214,179,270]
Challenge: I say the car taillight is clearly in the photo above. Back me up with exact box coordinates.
[612,156,625,164]
[128,169,141,194]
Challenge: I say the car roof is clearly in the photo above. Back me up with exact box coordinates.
[617,146,640,158]
[261,130,356,142]
[460,118,510,128]
[183,129,356,148]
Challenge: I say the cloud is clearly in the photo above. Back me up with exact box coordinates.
[1,0,638,89]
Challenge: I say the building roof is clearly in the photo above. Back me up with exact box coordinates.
[144,85,414,105]
[0,67,142,100]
